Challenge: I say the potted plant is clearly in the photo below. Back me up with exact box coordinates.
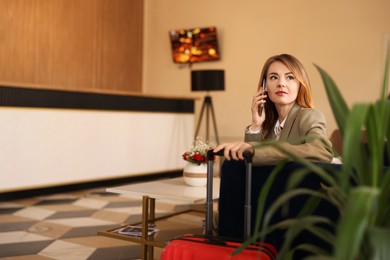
[182,137,216,186]
[238,46,390,259]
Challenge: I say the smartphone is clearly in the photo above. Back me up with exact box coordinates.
[258,79,266,116]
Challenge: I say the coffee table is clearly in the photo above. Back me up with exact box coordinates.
[98,177,220,260]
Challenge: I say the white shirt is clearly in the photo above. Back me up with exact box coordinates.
[274,117,287,140]
[246,126,261,134]
[246,117,288,138]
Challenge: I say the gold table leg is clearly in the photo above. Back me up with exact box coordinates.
[148,198,155,259]
[141,196,149,260]
[140,196,156,260]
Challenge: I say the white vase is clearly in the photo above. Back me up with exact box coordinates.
[183,162,207,187]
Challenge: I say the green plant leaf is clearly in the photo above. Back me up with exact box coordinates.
[284,168,330,218]
[293,244,331,258]
[271,142,338,187]
[253,161,287,240]
[368,226,390,260]
[232,218,295,256]
[314,64,350,136]
[377,167,390,226]
[334,187,379,260]
[366,102,386,187]
[380,41,390,100]
[280,216,333,258]
[246,217,332,258]
[263,188,328,229]
[304,224,336,247]
[320,183,346,211]
[304,256,332,260]
[384,100,390,170]
[340,103,370,187]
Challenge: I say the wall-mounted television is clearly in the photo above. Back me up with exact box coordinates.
[169,26,220,64]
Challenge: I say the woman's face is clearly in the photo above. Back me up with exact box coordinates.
[266,61,300,107]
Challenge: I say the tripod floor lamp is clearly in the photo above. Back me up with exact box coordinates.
[191,69,225,143]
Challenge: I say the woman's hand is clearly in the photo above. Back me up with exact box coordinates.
[214,142,254,161]
[250,89,267,131]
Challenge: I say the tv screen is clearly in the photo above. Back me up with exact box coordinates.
[169,26,220,64]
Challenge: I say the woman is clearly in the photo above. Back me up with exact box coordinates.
[216,54,337,257]
[214,53,334,164]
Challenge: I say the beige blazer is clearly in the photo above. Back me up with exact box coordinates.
[245,103,334,165]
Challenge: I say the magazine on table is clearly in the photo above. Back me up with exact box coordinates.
[113,224,159,237]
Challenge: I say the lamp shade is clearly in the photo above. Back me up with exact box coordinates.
[191,70,225,91]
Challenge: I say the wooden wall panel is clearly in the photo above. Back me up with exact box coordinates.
[98,0,143,91]
[0,0,142,93]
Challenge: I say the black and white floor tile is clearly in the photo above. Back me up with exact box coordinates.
[0,187,198,260]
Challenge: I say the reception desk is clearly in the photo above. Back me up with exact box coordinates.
[0,86,195,193]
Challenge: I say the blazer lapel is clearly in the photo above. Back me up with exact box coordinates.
[279,103,301,140]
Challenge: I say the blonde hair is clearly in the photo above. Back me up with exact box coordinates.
[258,54,314,137]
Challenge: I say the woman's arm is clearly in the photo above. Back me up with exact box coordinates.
[249,108,334,165]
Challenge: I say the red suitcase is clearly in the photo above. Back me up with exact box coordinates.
[161,234,277,259]
[161,150,278,259]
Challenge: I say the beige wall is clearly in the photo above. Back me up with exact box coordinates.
[143,0,390,142]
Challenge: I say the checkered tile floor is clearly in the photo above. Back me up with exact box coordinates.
[0,187,198,259]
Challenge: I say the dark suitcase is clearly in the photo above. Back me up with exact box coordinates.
[161,150,278,259]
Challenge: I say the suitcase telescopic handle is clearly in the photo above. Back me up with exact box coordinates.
[206,149,253,238]
[206,149,253,162]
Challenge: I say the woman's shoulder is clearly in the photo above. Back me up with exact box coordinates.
[295,106,326,122]
[297,106,324,116]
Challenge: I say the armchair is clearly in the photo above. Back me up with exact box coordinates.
[217,160,341,257]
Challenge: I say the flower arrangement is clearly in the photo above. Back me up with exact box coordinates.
[182,137,216,165]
